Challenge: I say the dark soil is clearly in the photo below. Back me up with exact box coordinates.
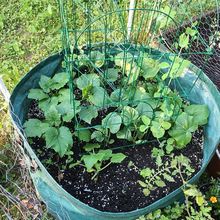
[27,101,204,212]
[162,10,220,90]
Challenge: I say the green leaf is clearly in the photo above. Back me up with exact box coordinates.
[136,102,154,118]
[44,126,73,157]
[90,51,105,68]
[155,180,166,187]
[99,149,113,161]
[111,153,126,163]
[163,173,175,182]
[82,154,99,171]
[161,121,171,130]
[91,130,105,142]
[139,56,160,79]
[102,112,122,134]
[121,106,139,126]
[79,106,98,124]
[115,52,133,67]
[24,119,50,137]
[125,63,140,84]
[143,188,150,196]
[196,196,205,206]
[140,168,152,178]
[74,126,91,142]
[76,74,100,90]
[116,128,132,141]
[57,88,71,103]
[141,115,151,126]
[163,56,191,79]
[139,125,148,132]
[138,180,148,188]
[50,72,69,90]
[39,75,54,93]
[89,86,110,107]
[185,104,209,126]
[150,121,165,139]
[110,88,127,103]
[45,106,61,126]
[184,188,199,197]
[83,143,100,152]
[57,100,80,122]
[179,33,189,49]
[159,62,170,69]
[169,112,198,147]
[105,68,118,82]
[38,96,59,112]
[28,89,49,100]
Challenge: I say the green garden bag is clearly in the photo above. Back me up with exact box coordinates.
[10,50,220,220]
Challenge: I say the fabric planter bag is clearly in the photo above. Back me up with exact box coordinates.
[10,47,220,220]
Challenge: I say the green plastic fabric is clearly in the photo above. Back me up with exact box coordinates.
[10,49,220,220]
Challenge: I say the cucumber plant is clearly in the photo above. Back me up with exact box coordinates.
[23,49,209,181]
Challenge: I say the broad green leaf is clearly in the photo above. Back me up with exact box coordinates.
[90,51,105,67]
[91,130,105,142]
[102,112,122,134]
[140,168,152,178]
[82,154,99,171]
[89,86,110,107]
[57,100,80,122]
[57,88,71,103]
[150,121,165,139]
[39,75,54,93]
[125,63,140,84]
[111,153,126,163]
[105,68,118,82]
[159,62,170,69]
[79,106,98,124]
[38,96,59,112]
[115,52,133,67]
[45,106,61,126]
[116,128,132,141]
[139,56,160,79]
[76,74,100,90]
[161,121,171,130]
[74,126,91,142]
[185,104,209,126]
[50,72,69,90]
[24,119,50,137]
[44,126,73,157]
[99,149,113,161]
[169,112,198,147]
[110,88,127,103]
[121,106,139,126]
[165,56,191,79]
[28,89,49,100]
[139,125,148,132]
[83,143,100,152]
[136,102,154,118]
[184,188,199,197]
[141,115,151,126]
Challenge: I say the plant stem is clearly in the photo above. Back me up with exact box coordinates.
[91,161,112,180]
